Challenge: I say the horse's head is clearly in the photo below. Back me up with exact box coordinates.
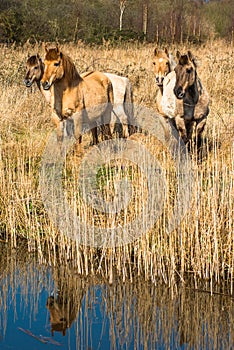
[174,50,197,99]
[41,44,64,90]
[153,48,171,86]
[24,54,44,87]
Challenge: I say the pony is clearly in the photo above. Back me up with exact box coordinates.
[24,53,51,104]
[172,50,210,145]
[24,54,66,141]
[41,44,114,146]
[153,47,176,116]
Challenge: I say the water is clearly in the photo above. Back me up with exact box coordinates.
[0,243,233,350]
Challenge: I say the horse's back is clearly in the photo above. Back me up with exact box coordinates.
[104,73,132,104]
[82,71,114,105]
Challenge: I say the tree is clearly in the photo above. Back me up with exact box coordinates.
[119,0,127,31]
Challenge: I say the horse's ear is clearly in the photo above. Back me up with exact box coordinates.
[176,50,181,60]
[154,47,158,56]
[164,47,169,56]
[44,43,49,53]
[56,42,60,53]
[187,51,194,61]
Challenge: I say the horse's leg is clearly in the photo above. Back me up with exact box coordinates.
[72,111,83,153]
[186,121,194,143]
[124,82,136,136]
[51,112,64,143]
[195,116,207,150]
[101,104,113,140]
[175,115,187,143]
[91,126,98,145]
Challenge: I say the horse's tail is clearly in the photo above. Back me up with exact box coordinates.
[107,80,114,106]
[124,80,136,135]
[124,81,134,118]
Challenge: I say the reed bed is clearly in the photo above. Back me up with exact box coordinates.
[0,39,233,293]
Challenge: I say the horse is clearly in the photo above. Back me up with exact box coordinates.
[24,54,67,141]
[24,53,51,103]
[172,50,210,145]
[153,47,176,116]
[41,44,114,146]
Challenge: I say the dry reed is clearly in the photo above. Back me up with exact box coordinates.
[0,39,233,293]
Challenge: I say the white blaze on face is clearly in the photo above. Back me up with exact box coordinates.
[159,58,163,63]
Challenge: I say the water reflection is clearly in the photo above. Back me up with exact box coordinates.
[0,242,233,349]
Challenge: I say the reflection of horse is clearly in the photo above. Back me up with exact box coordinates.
[173,50,209,145]
[46,295,78,336]
[41,44,113,146]
[153,48,176,116]
[46,273,85,337]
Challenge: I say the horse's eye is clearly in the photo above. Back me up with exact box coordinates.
[34,66,38,70]
[153,62,155,65]
[186,68,192,74]
[54,62,60,67]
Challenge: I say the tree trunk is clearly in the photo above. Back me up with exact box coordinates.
[142,2,148,38]
[119,1,126,31]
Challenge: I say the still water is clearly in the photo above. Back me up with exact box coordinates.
[0,243,233,350]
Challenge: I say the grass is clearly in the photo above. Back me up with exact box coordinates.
[0,39,233,292]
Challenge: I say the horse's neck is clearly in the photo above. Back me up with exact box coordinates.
[185,79,200,106]
[158,85,164,94]
[169,54,176,71]
[37,81,51,104]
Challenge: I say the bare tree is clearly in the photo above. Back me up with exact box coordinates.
[119,0,127,31]
[142,1,148,37]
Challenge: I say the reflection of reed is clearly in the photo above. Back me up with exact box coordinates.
[0,242,51,337]
[0,244,233,349]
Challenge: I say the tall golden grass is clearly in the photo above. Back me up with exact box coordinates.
[0,39,233,292]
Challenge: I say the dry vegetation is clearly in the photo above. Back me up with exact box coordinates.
[0,39,233,293]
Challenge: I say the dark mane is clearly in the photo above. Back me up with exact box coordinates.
[179,52,197,69]
[27,54,40,65]
[61,53,81,83]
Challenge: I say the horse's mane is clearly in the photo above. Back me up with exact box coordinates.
[27,54,40,65]
[61,53,81,84]
[179,52,198,69]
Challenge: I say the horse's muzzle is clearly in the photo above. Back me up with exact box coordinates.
[174,86,185,99]
[42,81,51,90]
[155,77,164,86]
[24,79,33,87]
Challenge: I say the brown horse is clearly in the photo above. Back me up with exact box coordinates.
[41,44,114,145]
[153,47,176,116]
[24,54,51,103]
[173,50,209,145]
